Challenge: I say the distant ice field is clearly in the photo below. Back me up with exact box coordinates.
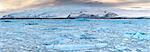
[0,19,149,52]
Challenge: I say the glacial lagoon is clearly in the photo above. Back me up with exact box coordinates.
[0,19,149,52]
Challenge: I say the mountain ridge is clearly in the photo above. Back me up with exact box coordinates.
[0,5,150,19]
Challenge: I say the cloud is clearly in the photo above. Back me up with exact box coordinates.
[0,0,150,11]
[116,3,150,10]
[0,0,55,11]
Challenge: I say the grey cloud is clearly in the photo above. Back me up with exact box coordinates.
[1,0,150,11]
[52,0,150,7]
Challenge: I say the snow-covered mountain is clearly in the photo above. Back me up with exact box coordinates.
[0,5,150,18]
[0,5,107,18]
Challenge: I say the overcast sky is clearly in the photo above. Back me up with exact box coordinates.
[0,0,150,11]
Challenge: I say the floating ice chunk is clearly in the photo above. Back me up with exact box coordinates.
[46,43,107,50]
[125,32,150,40]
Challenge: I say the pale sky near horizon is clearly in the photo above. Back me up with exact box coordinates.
[0,0,150,11]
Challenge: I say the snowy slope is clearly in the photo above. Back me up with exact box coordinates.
[1,5,110,18]
[1,5,150,18]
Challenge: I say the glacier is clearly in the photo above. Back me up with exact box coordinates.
[0,19,149,52]
[1,5,150,18]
